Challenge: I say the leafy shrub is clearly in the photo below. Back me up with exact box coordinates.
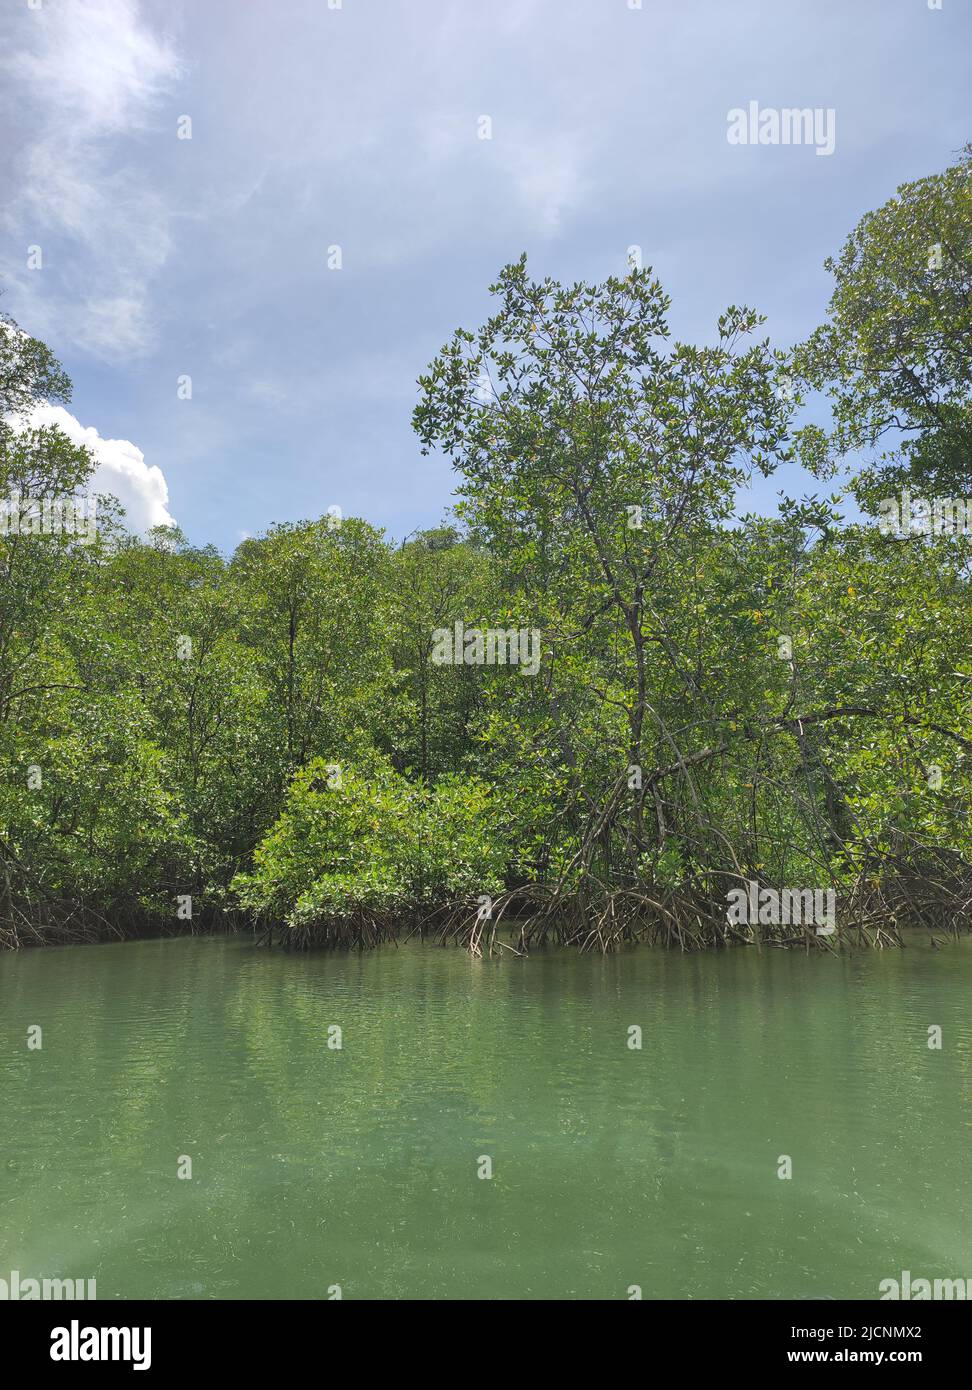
[232,753,508,932]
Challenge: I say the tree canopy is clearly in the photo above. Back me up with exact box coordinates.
[2,148,970,952]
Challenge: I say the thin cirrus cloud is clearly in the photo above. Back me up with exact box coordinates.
[1,0,181,361]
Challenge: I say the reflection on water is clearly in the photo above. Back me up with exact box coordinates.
[1,934,970,1299]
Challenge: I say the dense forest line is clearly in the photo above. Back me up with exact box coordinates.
[1,149,970,953]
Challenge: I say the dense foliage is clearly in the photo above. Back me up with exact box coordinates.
[2,149,970,951]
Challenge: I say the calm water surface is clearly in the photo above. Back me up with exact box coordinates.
[1,934,970,1299]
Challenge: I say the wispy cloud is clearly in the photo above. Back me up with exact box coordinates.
[1,0,182,359]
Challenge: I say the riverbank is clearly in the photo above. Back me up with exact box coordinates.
[2,891,966,955]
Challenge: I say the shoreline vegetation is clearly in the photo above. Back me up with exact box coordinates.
[2,150,970,956]
[2,881,966,957]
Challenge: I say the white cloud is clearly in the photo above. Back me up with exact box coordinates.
[2,0,182,360]
[7,0,178,134]
[29,404,175,534]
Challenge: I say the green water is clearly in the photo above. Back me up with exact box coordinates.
[1,934,970,1300]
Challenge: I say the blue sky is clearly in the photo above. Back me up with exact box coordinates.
[1,0,968,550]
